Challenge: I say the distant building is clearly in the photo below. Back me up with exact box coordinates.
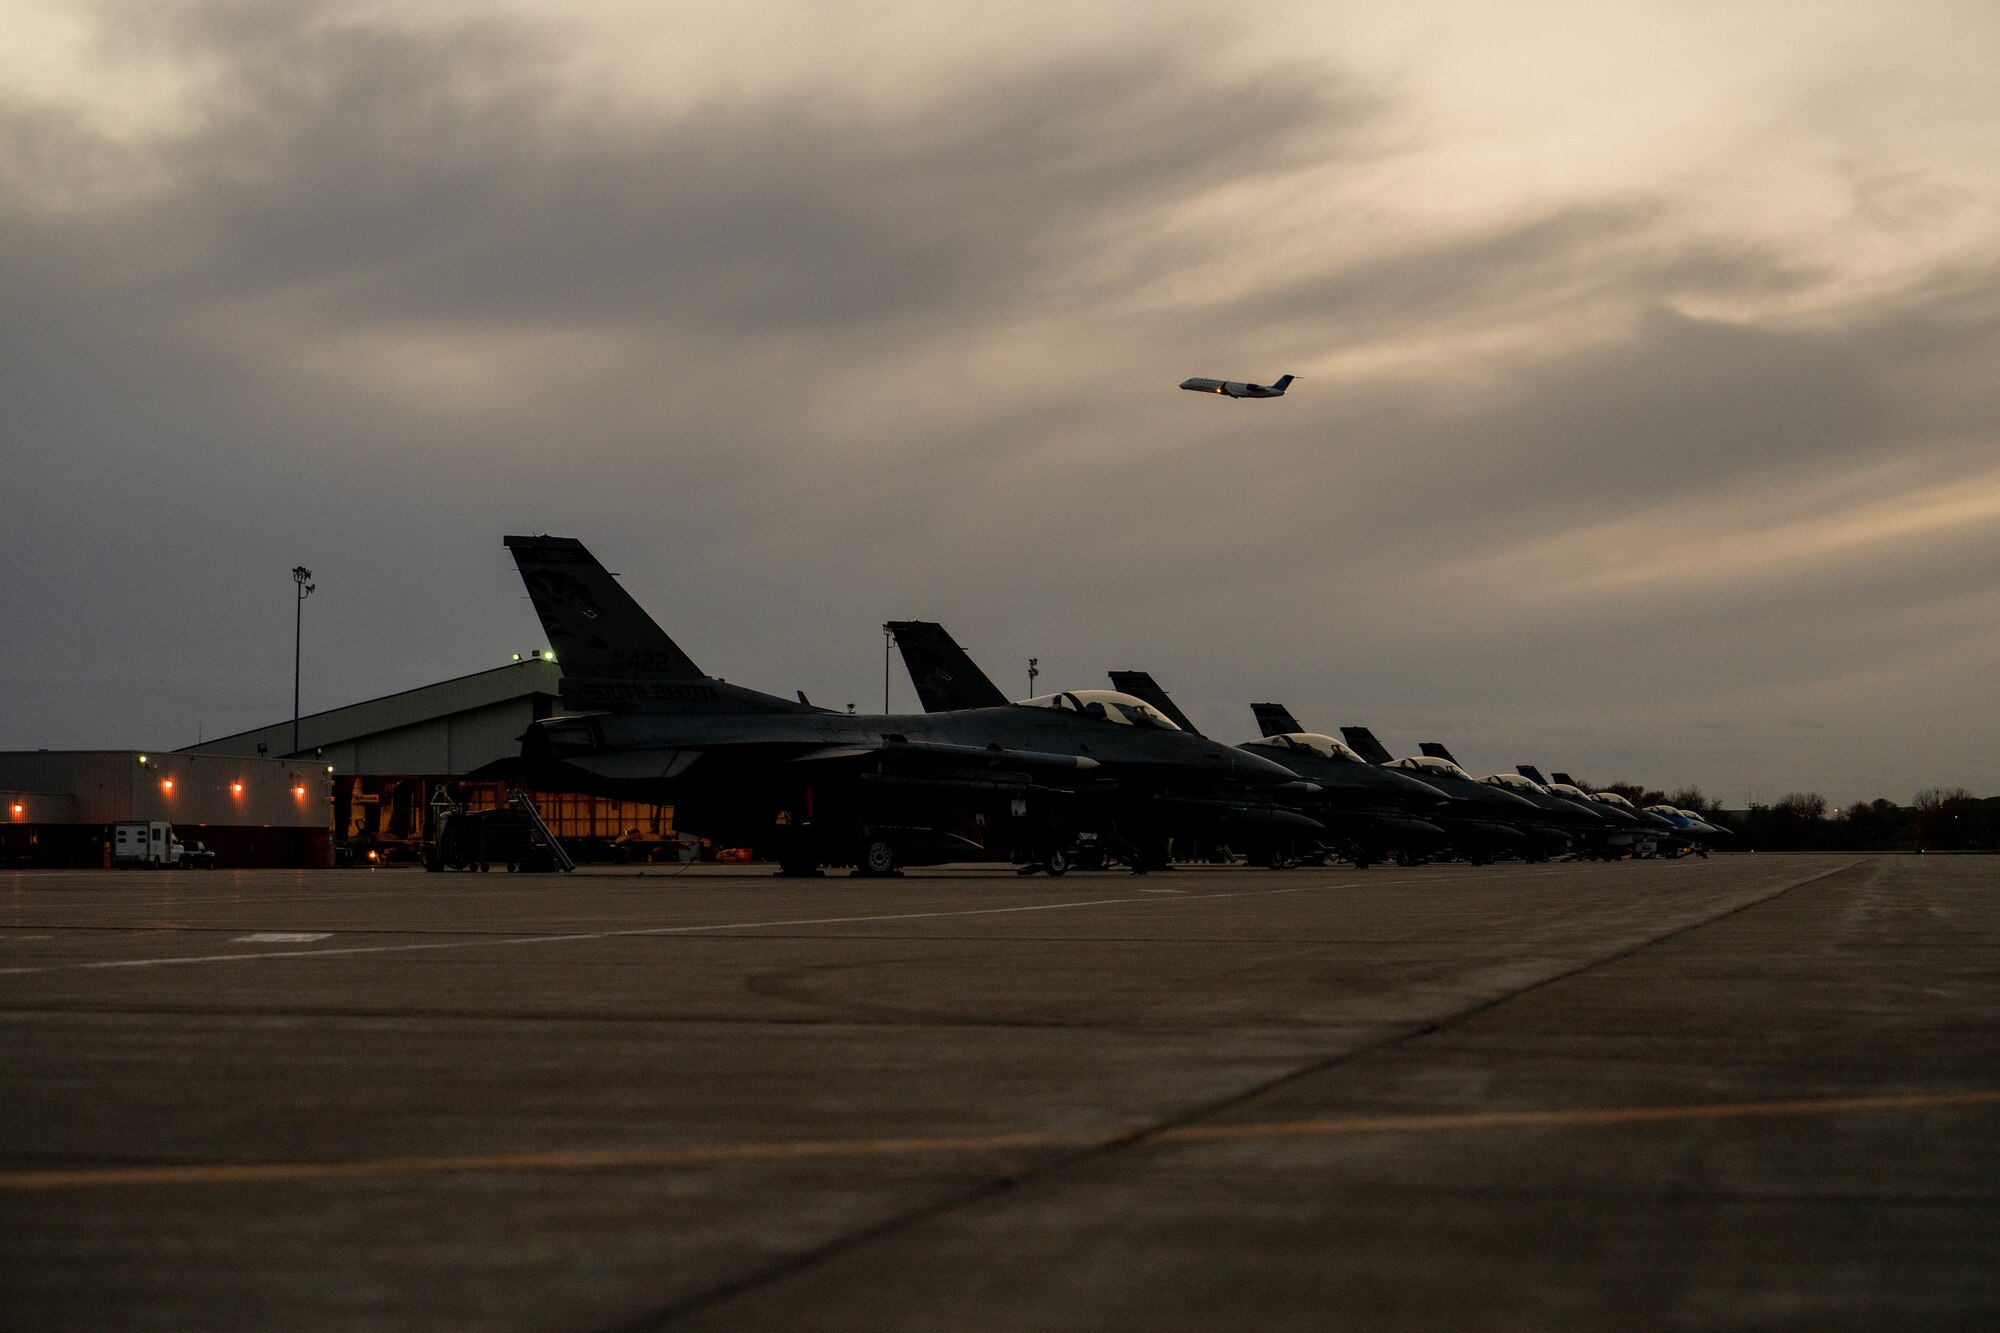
[179,658,674,864]
[0,750,332,868]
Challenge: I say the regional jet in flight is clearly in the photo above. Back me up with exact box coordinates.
[1179,373,1295,399]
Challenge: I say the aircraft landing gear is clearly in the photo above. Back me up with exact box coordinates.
[854,840,901,877]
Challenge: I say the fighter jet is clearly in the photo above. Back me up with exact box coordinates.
[1537,770,1707,858]
[1340,727,1553,863]
[1517,767,1651,859]
[1415,743,1616,858]
[493,544,1310,877]
[1099,682,1451,868]
[1178,373,1295,399]
[885,623,1324,868]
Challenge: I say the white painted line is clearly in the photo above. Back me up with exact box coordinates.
[0,882,1341,978]
[233,932,334,944]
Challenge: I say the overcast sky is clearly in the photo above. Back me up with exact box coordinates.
[4,0,1997,805]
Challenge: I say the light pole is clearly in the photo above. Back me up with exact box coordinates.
[292,566,315,755]
[1028,657,1039,698]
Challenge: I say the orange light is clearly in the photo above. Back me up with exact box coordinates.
[293,785,306,797]
[231,782,244,795]
[9,803,21,816]
[367,850,379,861]
[162,778,175,791]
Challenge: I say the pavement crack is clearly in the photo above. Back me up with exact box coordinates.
[584,860,1870,1331]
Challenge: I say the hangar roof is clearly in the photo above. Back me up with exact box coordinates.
[180,659,563,770]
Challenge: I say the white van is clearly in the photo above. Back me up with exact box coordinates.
[112,820,209,868]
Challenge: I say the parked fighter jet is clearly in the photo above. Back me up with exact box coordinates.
[1417,743,1616,856]
[1534,770,1710,858]
[1340,727,1550,863]
[1516,767,1651,858]
[1101,682,1450,867]
[1178,373,1295,399]
[501,543,1316,876]
[884,623,1325,867]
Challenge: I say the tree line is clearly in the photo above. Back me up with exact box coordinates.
[1586,784,1999,852]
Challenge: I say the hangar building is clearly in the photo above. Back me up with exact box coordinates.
[179,657,675,863]
[0,750,333,868]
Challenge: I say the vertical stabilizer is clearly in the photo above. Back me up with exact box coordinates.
[505,536,701,679]
[1341,726,1394,765]
[1552,771,1580,788]
[1250,702,1304,737]
[1418,742,1459,765]
[886,621,1009,712]
[503,535,801,713]
[1517,764,1550,786]
[1108,671,1202,735]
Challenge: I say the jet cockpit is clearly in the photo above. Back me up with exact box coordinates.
[1019,690,1182,730]
[1483,772,1549,795]
[1392,756,1477,783]
[1256,733,1367,764]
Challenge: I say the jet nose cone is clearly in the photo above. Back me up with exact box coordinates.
[1380,768,1450,805]
[1229,744,1305,786]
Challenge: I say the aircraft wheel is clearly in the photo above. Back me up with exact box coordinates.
[858,840,898,877]
[1042,849,1070,877]
[1263,848,1290,870]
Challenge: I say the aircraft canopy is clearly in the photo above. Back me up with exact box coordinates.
[1258,733,1365,763]
[1018,690,1181,730]
[1394,756,1475,782]
[1484,772,1547,794]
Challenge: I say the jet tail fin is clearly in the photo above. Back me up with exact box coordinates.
[1517,764,1550,786]
[1270,374,1295,391]
[504,535,800,713]
[886,621,1009,712]
[1418,742,1459,765]
[1250,702,1304,737]
[1341,726,1394,765]
[1552,771,1580,788]
[1108,671,1201,736]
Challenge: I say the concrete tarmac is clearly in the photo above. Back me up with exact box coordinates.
[1,855,1995,1330]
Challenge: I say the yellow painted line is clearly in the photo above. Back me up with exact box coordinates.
[3,1090,1995,1193]
[1154,1090,2000,1142]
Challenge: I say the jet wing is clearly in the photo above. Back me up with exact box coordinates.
[789,740,1100,773]
[563,749,706,782]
